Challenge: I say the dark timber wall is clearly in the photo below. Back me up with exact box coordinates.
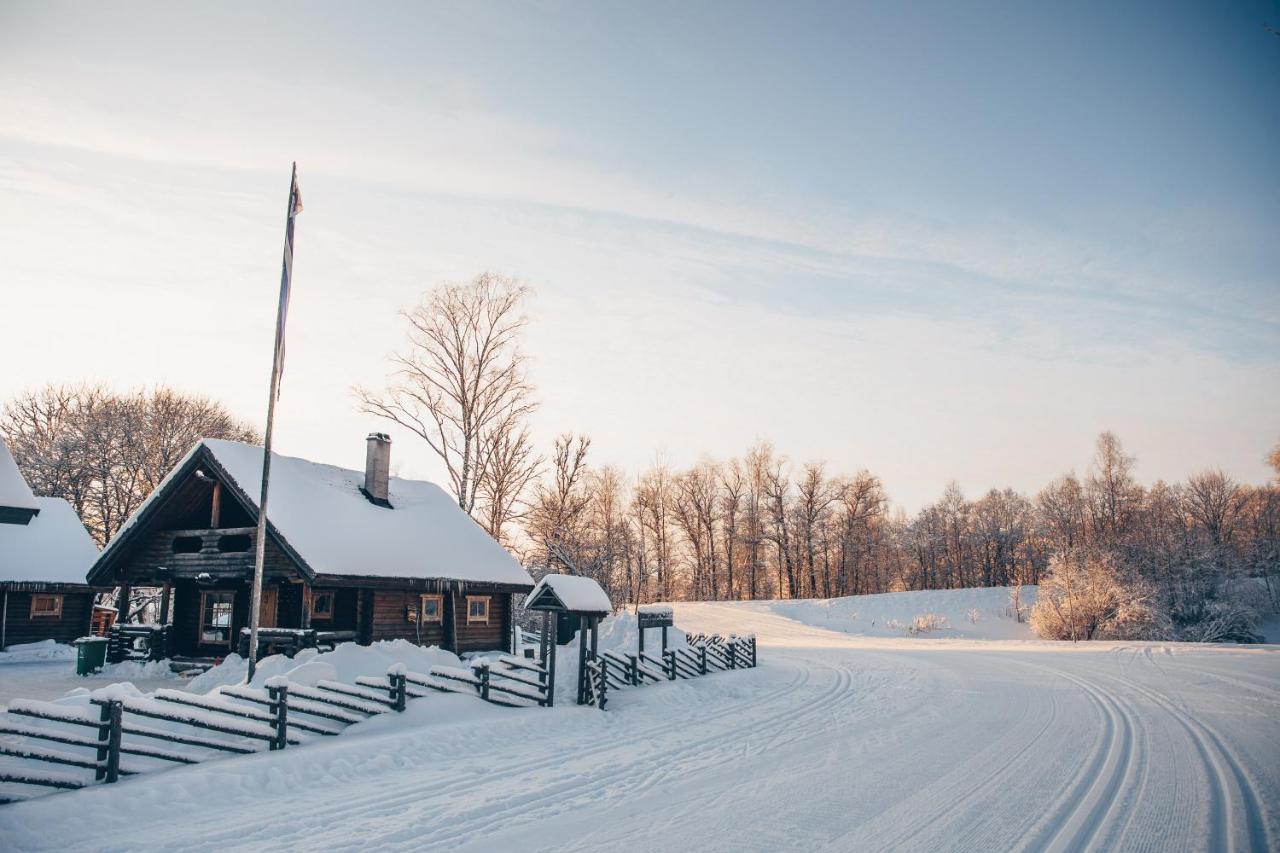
[1,589,94,648]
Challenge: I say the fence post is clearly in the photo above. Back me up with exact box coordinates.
[390,670,407,712]
[95,702,111,781]
[664,649,676,681]
[598,659,608,711]
[477,662,490,703]
[104,700,123,783]
[267,681,289,750]
[627,654,639,686]
[699,645,708,675]
[728,640,738,670]
[750,636,757,667]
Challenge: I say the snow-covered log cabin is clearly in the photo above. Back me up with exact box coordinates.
[86,434,534,658]
[1,438,101,649]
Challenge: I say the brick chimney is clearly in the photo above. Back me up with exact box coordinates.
[362,432,392,507]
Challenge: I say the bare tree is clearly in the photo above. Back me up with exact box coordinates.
[356,273,535,517]
[475,417,541,545]
[2,383,257,545]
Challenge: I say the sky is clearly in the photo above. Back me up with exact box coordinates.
[1,0,1278,512]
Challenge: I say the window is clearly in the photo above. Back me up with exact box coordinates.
[172,536,204,554]
[30,594,63,618]
[217,534,251,553]
[466,596,490,625]
[420,594,442,623]
[199,591,236,646]
[311,591,334,621]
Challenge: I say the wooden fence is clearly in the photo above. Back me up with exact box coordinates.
[584,634,757,708]
[0,655,550,806]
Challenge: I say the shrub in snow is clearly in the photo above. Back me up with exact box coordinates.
[966,609,981,625]
[1030,549,1170,641]
[907,613,949,635]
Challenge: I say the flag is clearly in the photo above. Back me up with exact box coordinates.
[273,164,302,398]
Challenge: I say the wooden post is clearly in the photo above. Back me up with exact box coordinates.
[301,584,312,630]
[390,670,407,712]
[158,582,172,626]
[590,616,599,661]
[540,611,551,665]
[476,662,490,703]
[664,649,676,681]
[597,658,608,711]
[545,616,557,707]
[268,682,289,750]
[576,615,589,705]
[210,481,222,528]
[446,593,459,654]
[728,640,737,669]
[750,636,757,667]
[628,653,640,686]
[115,583,131,623]
[661,624,668,654]
[95,702,111,781]
[502,592,514,655]
[638,623,645,655]
[104,700,123,783]
[699,645,708,675]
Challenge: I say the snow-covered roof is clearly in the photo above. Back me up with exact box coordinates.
[526,574,612,614]
[0,437,39,515]
[103,439,533,587]
[0,497,100,585]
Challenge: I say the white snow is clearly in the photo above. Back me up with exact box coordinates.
[1,589,1277,852]
[0,498,99,584]
[106,439,532,586]
[0,438,38,514]
[527,573,612,614]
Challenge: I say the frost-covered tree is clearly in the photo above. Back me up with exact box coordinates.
[1030,549,1169,641]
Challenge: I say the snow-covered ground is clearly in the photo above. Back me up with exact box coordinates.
[2,589,1278,852]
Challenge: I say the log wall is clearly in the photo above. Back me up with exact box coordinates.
[1,589,94,648]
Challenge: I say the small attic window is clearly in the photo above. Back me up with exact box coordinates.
[217,534,251,553]
[172,536,204,554]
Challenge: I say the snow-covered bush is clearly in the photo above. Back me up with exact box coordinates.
[908,613,949,635]
[1030,549,1170,641]
[966,608,981,625]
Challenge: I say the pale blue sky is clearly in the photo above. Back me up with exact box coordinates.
[1,1,1277,509]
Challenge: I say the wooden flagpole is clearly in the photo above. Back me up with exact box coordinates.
[247,163,300,683]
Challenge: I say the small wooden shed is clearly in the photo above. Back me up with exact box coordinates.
[524,574,612,705]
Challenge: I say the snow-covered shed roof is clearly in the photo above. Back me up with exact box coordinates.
[94,439,533,588]
[0,438,40,522]
[0,497,100,586]
[525,574,612,615]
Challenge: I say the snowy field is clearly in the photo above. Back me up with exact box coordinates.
[2,588,1278,852]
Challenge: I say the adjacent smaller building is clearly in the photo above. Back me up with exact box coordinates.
[0,438,101,649]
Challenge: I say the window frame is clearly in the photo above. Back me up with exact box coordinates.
[198,590,236,647]
[465,595,490,625]
[30,594,64,618]
[420,594,443,624]
[310,591,335,621]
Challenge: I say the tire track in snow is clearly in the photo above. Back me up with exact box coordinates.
[836,667,1061,852]
[406,655,862,851]
[218,662,813,846]
[1094,669,1275,853]
[999,658,1142,853]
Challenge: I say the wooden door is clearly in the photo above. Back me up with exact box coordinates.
[259,586,278,629]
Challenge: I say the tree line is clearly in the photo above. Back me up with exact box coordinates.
[356,274,1279,642]
[5,275,1277,642]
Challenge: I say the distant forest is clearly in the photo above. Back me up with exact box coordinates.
[6,276,1278,643]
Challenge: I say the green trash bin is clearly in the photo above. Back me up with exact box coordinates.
[75,636,108,675]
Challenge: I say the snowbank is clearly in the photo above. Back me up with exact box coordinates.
[188,639,463,693]
[764,585,1039,641]
[0,640,76,664]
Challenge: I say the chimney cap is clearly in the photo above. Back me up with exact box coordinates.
[366,432,391,442]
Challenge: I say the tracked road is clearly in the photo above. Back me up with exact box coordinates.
[2,602,1277,852]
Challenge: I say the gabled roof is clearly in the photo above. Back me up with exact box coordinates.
[0,438,40,525]
[0,497,100,585]
[90,439,533,589]
[525,574,612,615]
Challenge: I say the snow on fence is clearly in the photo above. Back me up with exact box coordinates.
[0,656,550,805]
